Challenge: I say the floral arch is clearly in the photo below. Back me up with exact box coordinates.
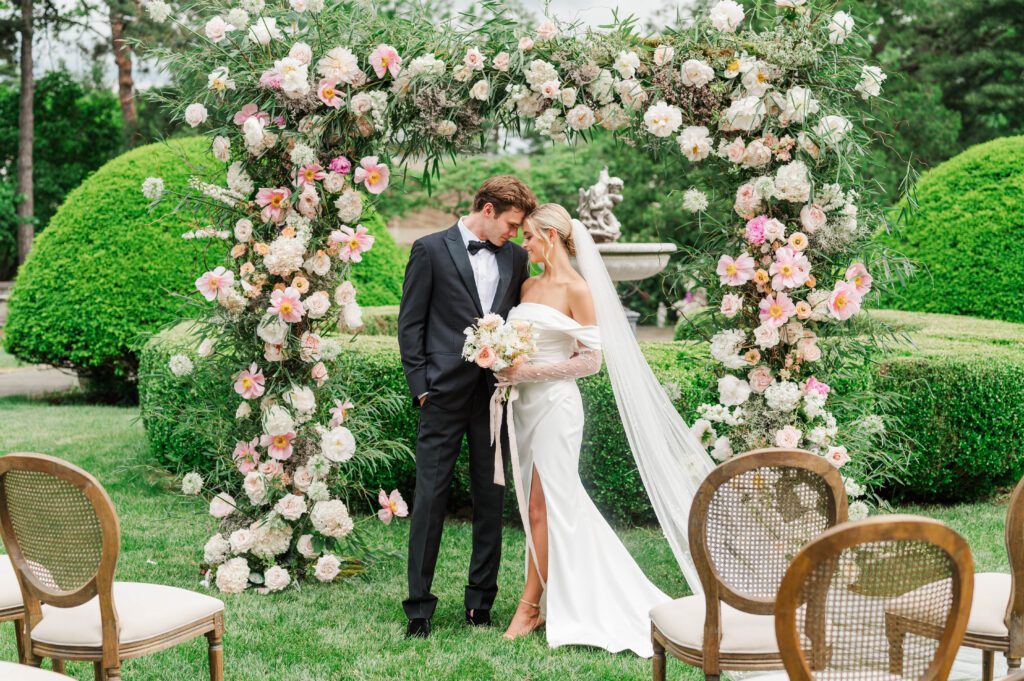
[143,0,895,593]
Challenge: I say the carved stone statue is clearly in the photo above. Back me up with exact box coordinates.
[577,166,624,242]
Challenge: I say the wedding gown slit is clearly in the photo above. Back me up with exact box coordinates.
[506,302,670,657]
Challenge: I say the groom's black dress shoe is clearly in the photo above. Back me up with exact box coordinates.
[406,618,431,638]
[465,608,492,626]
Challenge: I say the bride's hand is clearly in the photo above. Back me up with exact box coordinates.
[496,365,521,386]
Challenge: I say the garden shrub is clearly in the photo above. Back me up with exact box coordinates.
[140,310,1024,518]
[3,138,405,398]
[876,135,1024,323]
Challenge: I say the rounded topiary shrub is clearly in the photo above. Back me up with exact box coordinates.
[3,137,222,396]
[877,135,1024,323]
[3,138,406,397]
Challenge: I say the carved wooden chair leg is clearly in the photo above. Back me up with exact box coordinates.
[106,664,121,680]
[207,619,225,681]
[93,661,106,681]
[52,659,66,673]
[982,650,994,681]
[12,618,27,664]
[1008,655,1022,671]
[651,634,666,681]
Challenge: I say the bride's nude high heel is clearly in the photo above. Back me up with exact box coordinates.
[502,598,546,640]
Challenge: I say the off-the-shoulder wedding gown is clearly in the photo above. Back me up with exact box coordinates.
[505,302,671,658]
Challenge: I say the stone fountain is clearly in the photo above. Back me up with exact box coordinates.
[574,167,677,332]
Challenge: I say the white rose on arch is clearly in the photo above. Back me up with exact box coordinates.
[720,96,765,133]
[321,426,356,462]
[717,374,752,407]
[709,0,745,33]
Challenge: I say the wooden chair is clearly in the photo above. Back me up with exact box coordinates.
[0,661,72,679]
[650,447,849,681]
[1,553,28,661]
[0,452,225,680]
[886,475,1024,681]
[775,515,974,681]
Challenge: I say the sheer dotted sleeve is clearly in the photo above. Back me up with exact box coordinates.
[501,347,603,385]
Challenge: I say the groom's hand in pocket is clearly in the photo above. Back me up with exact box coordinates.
[419,393,429,407]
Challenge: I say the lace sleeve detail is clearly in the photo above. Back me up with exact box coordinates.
[502,348,603,385]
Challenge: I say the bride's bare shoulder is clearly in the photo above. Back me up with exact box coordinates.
[567,279,596,325]
[521,276,540,294]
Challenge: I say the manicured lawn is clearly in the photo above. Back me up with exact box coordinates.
[0,397,1011,679]
[0,332,20,369]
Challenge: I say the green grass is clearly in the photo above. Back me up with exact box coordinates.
[0,398,1011,679]
[0,332,21,369]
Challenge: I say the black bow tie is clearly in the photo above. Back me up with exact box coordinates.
[467,240,500,255]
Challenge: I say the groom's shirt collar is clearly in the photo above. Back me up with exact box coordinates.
[457,217,478,249]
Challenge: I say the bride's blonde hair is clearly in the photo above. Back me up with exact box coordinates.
[527,203,576,265]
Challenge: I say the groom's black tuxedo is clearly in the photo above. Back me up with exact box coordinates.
[397,223,530,620]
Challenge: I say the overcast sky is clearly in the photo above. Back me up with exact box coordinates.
[36,0,683,88]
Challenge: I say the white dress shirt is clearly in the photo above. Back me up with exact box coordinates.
[458,218,500,315]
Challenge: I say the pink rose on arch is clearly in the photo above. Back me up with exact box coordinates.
[797,337,822,362]
[233,103,270,126]
[258,68,282,89]
[261,431,296,461]
[369,43,402,78]
[734,182,763,219]
[720,293,742,318]
[775,425,802,449]
[828,280,863,321]
[259,460,284,477]
[845,262,873,296]
[353,156,390,194]
[296,183,320,218]
[716,252,756,286]
[723,137,746,164]
[329,155,352,175]
[803,376,831,396]
[195,266,234,302]
[800,204,827,233]
[378,489,409,524]
[234,363,265,400]
[744,215,767,245]
[233,438,261,474]
[311,361,329,387]
[759,291,797,328]
[475,346,497,369]
[825,446,850,468]
[747,365,775,393]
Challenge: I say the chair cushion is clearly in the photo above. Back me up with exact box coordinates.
[650,594,779,655]
[31,582,223,648]
[886,572,1010,639]
[0,662,72,679]
[0,554,24,613]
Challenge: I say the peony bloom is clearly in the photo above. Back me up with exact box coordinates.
[759,291,797,328]
[248,17,281,45]
[269,286,305,323]
[317,79,343,108]
[378,489,409,524]
[209,492,236,519]
[314,555,342,582]
[678,126,713,162]
[469,79,490,101]
[716,252,756,286]
[681,59,715,88]
[856,65,886,100]
[311,500,355,538]
[803,376,831,396]
[264,566,291,592]
[775,425,802,448]
[717,375,751,407]
[332,225,376,263]
[734,182,764,219]
[233,437,260,473]
[643,101,683,138]
[721,96,765,132]
[845,262,873,296]
[228,529,254,554]
[353,156,390,194]
[274,494,308,521]
[828,11,854,45]
[329,155,352,175]
[744,215,767,245]
[720,293,742,318]
[799,204,827,233]
[195,266,234,302]
[215,557,250,594]
[770,247,811,291]
[204,16,233,42]
[261,431,296,461]
[255,186,292,224]
[369,43,402,79]
[709,0,745,32]
[185,103,208,127]
[828,281,863,320]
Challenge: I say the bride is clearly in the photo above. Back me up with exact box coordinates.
[495,203,682,656]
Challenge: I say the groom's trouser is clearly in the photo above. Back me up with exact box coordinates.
[403,376,507,620]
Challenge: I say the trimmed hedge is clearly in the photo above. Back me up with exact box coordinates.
[876,136,1024,323]
[3,137,406,398]
[139,309,1024,520]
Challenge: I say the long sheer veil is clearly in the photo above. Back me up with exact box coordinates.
[571,218,716,593]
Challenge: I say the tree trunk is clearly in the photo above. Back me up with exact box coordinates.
[109,5,137,138]
[16,0,33,266]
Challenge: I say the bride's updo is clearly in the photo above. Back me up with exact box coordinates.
[527,203,577,258]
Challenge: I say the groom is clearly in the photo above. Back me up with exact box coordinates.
[397,176,537,638]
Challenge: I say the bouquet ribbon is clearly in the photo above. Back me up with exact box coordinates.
[489,384,545,587]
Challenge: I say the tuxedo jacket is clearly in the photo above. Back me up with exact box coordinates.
[397,223,530,412]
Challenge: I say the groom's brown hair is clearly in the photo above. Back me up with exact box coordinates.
[472,175,538,216]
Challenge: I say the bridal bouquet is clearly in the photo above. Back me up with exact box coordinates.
[462,313,536,387]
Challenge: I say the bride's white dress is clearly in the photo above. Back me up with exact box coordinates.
[506,302,671,658]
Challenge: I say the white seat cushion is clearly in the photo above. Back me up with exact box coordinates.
[650,594,779,655]
[31,582,223,648]
[0,554,24,612]
[886,572,1010,639]
[0,662,72,679]
[755,672,904,681]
